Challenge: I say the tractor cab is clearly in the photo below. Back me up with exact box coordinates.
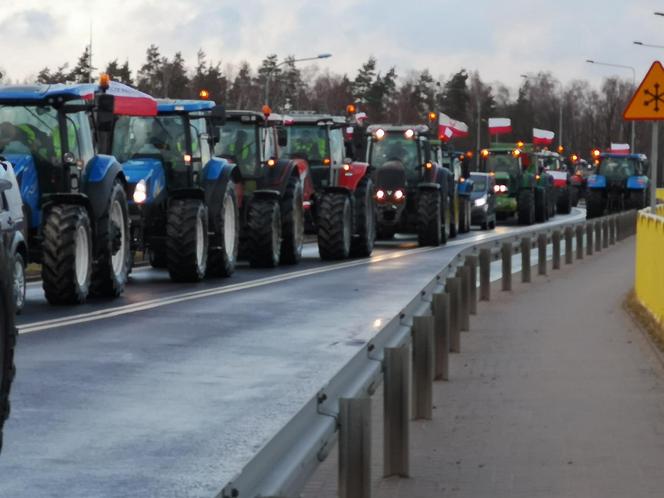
[0,79,156,304]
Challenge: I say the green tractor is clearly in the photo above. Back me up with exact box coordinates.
[480,143,554,224]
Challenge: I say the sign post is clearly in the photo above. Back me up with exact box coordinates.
[623,60,664,208]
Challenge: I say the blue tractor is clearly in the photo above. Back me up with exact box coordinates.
[112,99,239,281]
[586,153,650,218]
[0,78,152,304]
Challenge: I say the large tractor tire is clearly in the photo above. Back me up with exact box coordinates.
[318,192,352,260]
[42,204,93,304]
[570,186,580,207]
[149,248,167,269]
[518,189,535,225]
[627,190,647,210]
[0,246,16,453]
[557,187,572,214]
[247,197,282,268]
[586,190,605,219]
[207,182,239,277]
[12,252,26,314]
[350,177,376,257]
[535,188,547,223]
[90,180,131,297]
[280,175,305,265]
[417,189,443,246]
[166,198,208,282]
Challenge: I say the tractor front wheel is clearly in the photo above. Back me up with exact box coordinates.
[535,188,547,223]
[42,204,92,304]
[207,183,239,277]
[350,177,376,257]
[586,190,605,218]
[518,190,535,225]
[280,175,305,265]
[417,189,442,246]
[166,199,208,282]
[247,197,282,267]
[557,187,572,214]
[318,192,352,260]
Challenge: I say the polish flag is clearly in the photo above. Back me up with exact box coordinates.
[610,143,630,154]
[437,112,469,140]
[533,128,555,146]
[439,126,454,142]
[488,117,512,135]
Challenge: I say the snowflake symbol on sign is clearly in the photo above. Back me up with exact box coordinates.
[644,83,664,112]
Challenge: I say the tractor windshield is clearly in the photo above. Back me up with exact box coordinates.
[598,157,637,181]
[369,134,419,170]
[113,115,188,166]
[540,156,563,170]
[487,154,519,175]
[282,125,328,164]
[0,105,62,166]
[214,120,259,177]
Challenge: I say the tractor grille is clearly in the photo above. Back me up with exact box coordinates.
[375,161,407,191]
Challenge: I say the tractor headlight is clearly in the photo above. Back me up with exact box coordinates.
[133,180,147,204]
[376,189,386,200]
[474,197,487,207]
[393,189,405,201]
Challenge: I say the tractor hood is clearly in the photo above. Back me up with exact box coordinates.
[376,160,407,191]
[3,153,33,178]
[3,153,40,227]
[494,171,511,184]
[121,157,166,203]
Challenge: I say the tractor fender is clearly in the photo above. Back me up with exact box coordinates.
[202,158,235,218]
[256,158,299,196]
[121,157,167,205]
[586,174,607,189]
[169,187,206,202]
[83,155,128,223]
[417,182,441,191]
[3,153,40,229]
[252,189,282,201]
[337,161,371,192]
[626,175,649,190]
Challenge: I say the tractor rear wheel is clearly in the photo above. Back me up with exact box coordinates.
[42,204,92,304]
[350,177,376,257]
[318,192,352,260]
[90,180,131,297]
[12,252,25,314]
[280,175,305,265]
[586,190,605,218]
[247,197,282,267]
[518,190,535,225]
[557,187,572,214]
[207,183,239,277]
[417,189,442,246]
[0,246,16,452]
[627,190,647,210]
[535,188,547,223]
[166,199,208,282]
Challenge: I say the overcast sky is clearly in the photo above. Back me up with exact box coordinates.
[0,0,662,90]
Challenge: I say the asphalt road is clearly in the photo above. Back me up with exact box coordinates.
[0,209,585,498]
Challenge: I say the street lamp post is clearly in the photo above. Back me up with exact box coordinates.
[586,59,636,151]
[264,53,332,106]
[521,74,564,150]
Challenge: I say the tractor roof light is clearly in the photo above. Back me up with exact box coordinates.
[536,174,541,180]
[374,128,386,140]
[516,141,525,149]
[323,157,331,166]
[424,161,433,169]
[557,145,565,154]
[404,129,415,139]
[199,89,210,100]
[466,150,474,158]
[184,154,192,165]
[592,148,601,158]
[99,73,110,91]
[428,111,437,122]
[262,104,272,119]
[571,154,578,162]
[266,158,276,168]
[480,149,490,158]
[346,103,357,115]
[512,149,521,158]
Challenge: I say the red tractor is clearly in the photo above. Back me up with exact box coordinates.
[278,113,376,259]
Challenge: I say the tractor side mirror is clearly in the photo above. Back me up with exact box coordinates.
[96,94,115,132]
[277,127,288,147]
[209,105,226,126]
[0,179,11,193]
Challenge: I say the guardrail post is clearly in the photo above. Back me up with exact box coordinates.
[432,292,450,381]
[609,216,616,245]
[501,242,512,291]
[339,397,371,498]
[465,255,478,315]
[412,315,434,420]
[564,226,574,265]
[617,214,624,241]
[456,266,470,332]
[383,346,409,478]
[520,238,531,283]
[602,219,609,249]
[446,277,461,353]
[586,223,594,256]
[479,249,491,301]
[537,233,547,275]
[594,221,602,252]
[552,230,561,270]
[576,225,584,260]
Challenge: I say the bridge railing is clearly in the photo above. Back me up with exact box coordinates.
[219,210,637,498]
[635,204,664,333]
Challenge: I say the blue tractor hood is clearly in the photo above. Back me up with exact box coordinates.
[121,157,166,204]
[3,153,40,228]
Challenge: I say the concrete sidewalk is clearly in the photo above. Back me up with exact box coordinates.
[303,239,664,498]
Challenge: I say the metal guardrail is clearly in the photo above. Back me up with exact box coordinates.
[218,210,637,498]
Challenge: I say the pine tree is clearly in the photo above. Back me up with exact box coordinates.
[352,57,377,105]
[137,45,164,95]
[69,46,95,83]
[106,59,133,85]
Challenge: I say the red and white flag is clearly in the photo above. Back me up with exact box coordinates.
[437,112,469,141]
[488,117,512,135]
[610,143,630,154]
[533,128,555,146]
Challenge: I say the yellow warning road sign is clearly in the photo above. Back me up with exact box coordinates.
[624,61,664,120]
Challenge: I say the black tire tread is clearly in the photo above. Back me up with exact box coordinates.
[207,184,239,277]
[280,175,304,265]
[350,176,376,257]
[166,199,208,282]
[417,189,442,246]
[318,192,352,260]
[247,198,281,268]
